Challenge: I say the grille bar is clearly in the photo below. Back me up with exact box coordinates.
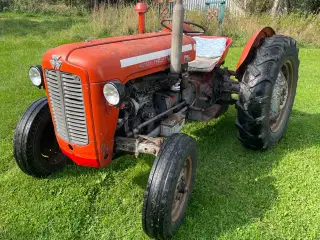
[45,70,89,145]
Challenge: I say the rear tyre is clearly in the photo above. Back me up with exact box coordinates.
[142,133,197,239]
[236,35,299,149]
[13,97,67,178]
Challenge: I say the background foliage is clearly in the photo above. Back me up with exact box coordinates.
[234,0,319,14]
[0,0,137,12]
[1,0,319,13]
[0,1,319,47]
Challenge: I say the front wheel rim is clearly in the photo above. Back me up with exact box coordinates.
[39,120,63,165]
[171,156,192,223]
[269,60,294,132]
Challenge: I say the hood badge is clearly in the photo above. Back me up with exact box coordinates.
[50,55,62,70]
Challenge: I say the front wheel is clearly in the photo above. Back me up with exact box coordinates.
[13,97,67,178]
[142,133,197,239]
[236,35,299,149]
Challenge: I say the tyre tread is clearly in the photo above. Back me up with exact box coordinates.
[142,133,197,239]
[13,97,66,177]
[236,35,299,149]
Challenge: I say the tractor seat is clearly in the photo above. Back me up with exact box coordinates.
[188,56,220,72]
[188,37,227,72]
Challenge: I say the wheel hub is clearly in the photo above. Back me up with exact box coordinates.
[171,157,192,223]
[269,71,289,131]
[40,123,63,165]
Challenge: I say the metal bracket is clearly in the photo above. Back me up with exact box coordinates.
[219,68,240,103]
[115,136,164,158]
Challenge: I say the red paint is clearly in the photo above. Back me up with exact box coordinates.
[61,149,100,168]
[236,27,275,70]
[135,2,148,13]
[42,20,273,169]
[138,13,146,34]
[42,32,196,168]
[135,2,148,34]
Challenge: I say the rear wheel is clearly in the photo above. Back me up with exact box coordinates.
[236,35,299,149]
[13,97,67,178]
[142,133,197,239]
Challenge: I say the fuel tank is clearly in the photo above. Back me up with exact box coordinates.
[41,32,196,169]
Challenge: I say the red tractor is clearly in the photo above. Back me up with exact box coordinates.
[13,1,299,239]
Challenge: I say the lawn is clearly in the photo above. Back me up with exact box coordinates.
[1,14,320,240]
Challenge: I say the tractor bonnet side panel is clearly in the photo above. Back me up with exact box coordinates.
[67,33,196,83]
[42,32,196,168]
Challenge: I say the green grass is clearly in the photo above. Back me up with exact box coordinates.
[1,13,320,240]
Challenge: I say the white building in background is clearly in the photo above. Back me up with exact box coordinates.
[183,0,244,15]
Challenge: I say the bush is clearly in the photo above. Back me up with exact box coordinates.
[1,2,319,47]
[81,4,320,47]
[0,0,11,11]
[221,12,320,47]
[234,0,320,14]
[1,0,140,13]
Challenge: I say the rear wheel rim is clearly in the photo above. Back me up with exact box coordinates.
[171,156,192,223]
[269,60,293,132]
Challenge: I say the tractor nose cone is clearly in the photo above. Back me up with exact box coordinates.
[135,2,148,13]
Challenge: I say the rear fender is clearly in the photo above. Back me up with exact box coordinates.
[236,27,275,76]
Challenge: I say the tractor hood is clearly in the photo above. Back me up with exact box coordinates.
[41,32,196,168]
[42,32,196,84]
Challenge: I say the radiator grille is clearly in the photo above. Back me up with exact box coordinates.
[45,70,89,145]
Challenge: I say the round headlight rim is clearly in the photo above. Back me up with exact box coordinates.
[29,65,44,87]
[103,83,120,106]
[103,81,126,107]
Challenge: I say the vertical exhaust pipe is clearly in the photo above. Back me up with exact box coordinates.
[170,0,184,75]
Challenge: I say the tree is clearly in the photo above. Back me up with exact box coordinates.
[233,0,320,14]
[271,0,282,14]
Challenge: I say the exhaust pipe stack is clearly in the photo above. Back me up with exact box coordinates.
[170,0,185,75]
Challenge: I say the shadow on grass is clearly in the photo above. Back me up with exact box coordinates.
[176,109,320,238]
[48,109,319,239]
[175,114,278,238]
[53,152,145,179]
[0,17,82,38]
[129,109,320,238]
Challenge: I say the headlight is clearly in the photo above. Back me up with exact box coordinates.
[29,66,43,87]
[103,81,126,106]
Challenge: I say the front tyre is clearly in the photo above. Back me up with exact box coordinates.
[142,133,197,239]
[236,35,299,149]
[13,97,67,178]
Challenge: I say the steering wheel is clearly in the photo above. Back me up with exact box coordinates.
[161,20,206,36]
